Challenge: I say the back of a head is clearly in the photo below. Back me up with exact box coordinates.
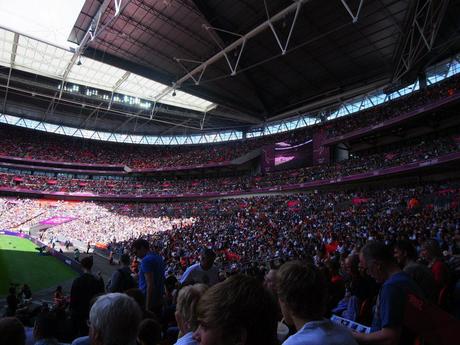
[120,254,131,266]
[394,240,417,260]
[202,248,216,261]
[196,274,278,345]
[125,288,146,310]
[176,284,208,331]
[0,317,25,345]
[132,239,149,251]
[277,261,327,321]
[34,312,58,340]
[81,256,94,271]
[346,254,360,272]
[361,241,395,266]
[423,239,442,259]
[89,293,142,345]
[137,319,161,345]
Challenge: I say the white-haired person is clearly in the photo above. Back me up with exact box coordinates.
[88,293,142,345]
[174,284,208,345]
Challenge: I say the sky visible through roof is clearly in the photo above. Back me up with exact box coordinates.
[0,0,84,48]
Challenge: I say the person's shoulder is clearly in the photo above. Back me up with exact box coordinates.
[71,336,91,345]
[145,252,164,263]
[384,271,413,286]
[383,271,421,296]
[282,333,302,345]
[188,263,201,271]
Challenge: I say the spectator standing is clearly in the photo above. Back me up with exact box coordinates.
[107,254,136,293]
[132,239,165,316]
[180,248,219,286]
[70,256,105,337]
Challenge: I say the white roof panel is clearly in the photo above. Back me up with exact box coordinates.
[0,27,216,112]
[15,35,73,78]
[68,58,127,91]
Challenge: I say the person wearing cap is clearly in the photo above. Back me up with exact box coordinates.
[180,248,219,287]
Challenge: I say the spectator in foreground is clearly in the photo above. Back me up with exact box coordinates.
[393,240,438,302]
[193,275,278,345]
[132,239,165,316]
[264,268,278,293]
[33,312,59,345]
[107,254,136,293]
[353,241,422,345]
[174,284,208,345]
[0,317,25,345]
[277,261,357,345]
[6,286,19,316]
[88,293,142,345]
[70,256,105,337]
[420,239,450,290]
[124,288,158,321]
[137,318,162,345]
[180,248,219,287]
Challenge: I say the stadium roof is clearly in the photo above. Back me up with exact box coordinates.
[0,0,459,137]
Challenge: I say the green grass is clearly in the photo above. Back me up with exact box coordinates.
[0,235,77,296]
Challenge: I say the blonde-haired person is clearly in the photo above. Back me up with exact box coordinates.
[174,284,208,345]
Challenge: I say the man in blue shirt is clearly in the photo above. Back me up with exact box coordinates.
[132,239,165,316]
[353,241,422,345]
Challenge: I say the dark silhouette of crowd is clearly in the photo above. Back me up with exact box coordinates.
[2,179,460,345]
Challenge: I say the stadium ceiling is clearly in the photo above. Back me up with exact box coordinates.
[0,0,459,136]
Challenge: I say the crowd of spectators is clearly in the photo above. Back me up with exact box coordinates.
[325,73,460,138]
[1,180,460,345]
[0,123,311,169]
[0,134,458,196]
[1,74,459,172]
[1,75,460,345]
[1,181,459,273]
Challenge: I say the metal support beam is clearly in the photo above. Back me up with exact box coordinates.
[200,111,207,130]
[392,0,450,82]
[2,33,19,112]
[264,0,302,55]
[339,0,365,23]
[108,71,130,109]
[59,0,129,99]
[168,0,312,98]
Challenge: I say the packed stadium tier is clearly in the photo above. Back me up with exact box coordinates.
[324,72,460,139]
[0,73,459,171]
[2,181,459,274]
[0,123,312,170]
[0,134,458,196]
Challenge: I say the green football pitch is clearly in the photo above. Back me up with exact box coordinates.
[0,235,77,296]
